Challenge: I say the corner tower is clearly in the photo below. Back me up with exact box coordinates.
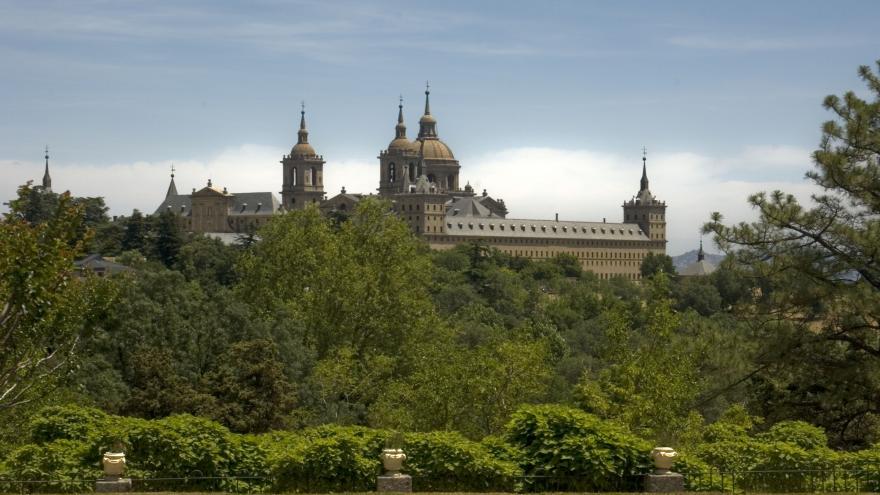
[281,104,325,209]
[623,149,666,245]
[379,96,419,197]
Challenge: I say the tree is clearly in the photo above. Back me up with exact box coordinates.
[202,340,297,433]
[153,210,183,267]
[0,185,113,410]
[641,252,675,278]
[121,209,149,253]
[237,199,437,359]
[574,275,705,443]
[703,61,880,447]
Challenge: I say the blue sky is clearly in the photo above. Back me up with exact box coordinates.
[2,0,879,254]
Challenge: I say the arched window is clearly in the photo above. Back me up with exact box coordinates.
[305,169,311,185]
[292,167,297,186]
[427,174,435,183]
[446,175,453,190]
[408,163,415,179]
[389,162,396,183]
[311,167,318,186]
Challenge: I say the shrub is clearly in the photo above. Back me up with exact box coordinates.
[259,426,384,492]
[28,405,109,444]
[758,420,828,450]
[404,431,521,491]
[505,404,651,491]
[1,440,99,493]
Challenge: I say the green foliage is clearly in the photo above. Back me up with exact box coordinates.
[759,420,828,450]
[0,185,115,410]
[704,60,880,447]
[640,252,675,278]
[28,404,109,444]
[153,210,183,267]
[202,339,297,433]
[575,276,705,443]
[505,404,651,490]
[403,431,520,491]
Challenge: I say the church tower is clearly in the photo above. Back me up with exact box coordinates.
[281,105,325,209]
[413,84,460,193]
[379,96,419,197]
[623,150,666,244]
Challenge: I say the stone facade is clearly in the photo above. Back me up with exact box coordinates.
[155,87,666,280]
[365,86,667,281]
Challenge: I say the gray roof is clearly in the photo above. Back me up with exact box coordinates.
[443,218,650,241]
[227,192,280,216]
[74,254,132,275]
[155,193,192,216]
[446,196,500,218]
[153,191,280,216]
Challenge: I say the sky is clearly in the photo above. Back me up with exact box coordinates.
[2,0,879,255]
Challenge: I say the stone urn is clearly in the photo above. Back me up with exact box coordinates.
[650,447,678,474]
[102,452,126,479]
[380,448,406,476]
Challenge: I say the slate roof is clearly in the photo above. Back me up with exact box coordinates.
[443,218,649,241]
[446,196,497,218]
[227,192,280,216]
[153,191,280,216]
[74,254,133,276]
[154,194,192,216]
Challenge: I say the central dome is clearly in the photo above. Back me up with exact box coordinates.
[417,138,455,160]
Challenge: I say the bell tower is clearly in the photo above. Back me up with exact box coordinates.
[379,96,419,197]
[281,104,325,209]
[623,149,666,245]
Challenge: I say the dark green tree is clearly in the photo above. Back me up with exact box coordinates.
[6,183,60,225]
[202,340,297,433]
[154,210,183,267]
[640,252,675,278]
[704,61,880,447]
[121,209,149,253]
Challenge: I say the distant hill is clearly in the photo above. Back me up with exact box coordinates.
[671,249,725,272]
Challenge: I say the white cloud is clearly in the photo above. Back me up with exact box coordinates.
[1,144,821,256]
[462,146,819,255]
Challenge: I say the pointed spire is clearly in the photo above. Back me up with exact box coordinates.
[166,163,178,198]
[418,81,438,139]
[424,81,431,115]
[395,95,407,139]
[640,146,649,192]
[42,145,52,191]
[698,238,705,262]
[298,101,309,144]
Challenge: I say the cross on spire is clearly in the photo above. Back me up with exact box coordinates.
[642,146,647,162]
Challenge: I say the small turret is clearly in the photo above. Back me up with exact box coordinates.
[42,145,52,191]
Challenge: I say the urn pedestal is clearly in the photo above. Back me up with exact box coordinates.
[95,452,131,493]
[377,448,411,493]
[644,447,684,493]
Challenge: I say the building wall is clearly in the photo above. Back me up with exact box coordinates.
[428,234,665,280]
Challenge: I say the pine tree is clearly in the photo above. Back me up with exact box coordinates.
[704,60,880,446]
